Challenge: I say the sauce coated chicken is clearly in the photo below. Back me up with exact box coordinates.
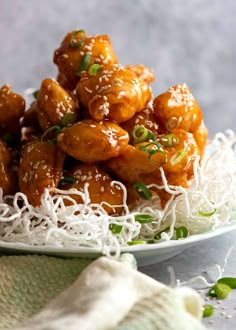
[0,28,208,213]
[76,63,152,123]
[57,120,129,163]
[0,139,18,195]
[61,164,123,214]
[54,31,118,90]
[18,139,65,206]
[0,85,25,142]
[37,78,79,130]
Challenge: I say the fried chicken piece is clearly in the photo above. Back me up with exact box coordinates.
[106,129,198,184]
[61,164,124,214]
[76,64,152,123]
[153,83,203,132]
[0,139,18,195]
[0,85,25,141]
[22,101,41,129]
[161,128,198,174]
[153,83,207,158]
[107,129,198,207]
[125,64,155,84]
[121,105,159,135]
[18,139,65,206]
[106,144,160,185]
[193,122,208,159]
[37,78,79,131]
[54,30,118,90]
[57,119,129,163]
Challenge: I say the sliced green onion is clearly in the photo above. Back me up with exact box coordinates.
[76,53,91,76]
[139,142,167,165]
[154,226,170,239]
[130,126,157,145]
[127,240,147,246]
[131,126,149,144]
[175,226,188,239]
[208,287,217,298]
[139,141,162,154]
[33,90,39,99]
[41,125,62,143]
[134,214,154,224]
[208,283,232,299]
[88,64,102,76]
[61,113,77,127]
[160,134,179,147]
[217,277,236,289]
[170,149,187,166]
[134,181,152,200]
[60,175,77,185]
[202,304,214,318]
[165,116,178,130]
[198,202,216,217]
[147,239,157,244]
[70,29,86,48]
[109,224,123,234]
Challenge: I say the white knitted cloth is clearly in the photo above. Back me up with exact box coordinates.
[0,254,206,330]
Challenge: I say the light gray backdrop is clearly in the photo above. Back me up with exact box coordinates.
[0,0,235,136]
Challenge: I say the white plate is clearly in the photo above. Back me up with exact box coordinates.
[1,224,236,266]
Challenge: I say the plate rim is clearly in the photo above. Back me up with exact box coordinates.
[0,222,236,255]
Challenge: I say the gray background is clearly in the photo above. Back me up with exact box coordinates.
[0,0,236,136]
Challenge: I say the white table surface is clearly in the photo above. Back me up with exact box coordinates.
[140,230,236,329]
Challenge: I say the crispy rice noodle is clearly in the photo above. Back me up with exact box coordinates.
[0,130,236,256]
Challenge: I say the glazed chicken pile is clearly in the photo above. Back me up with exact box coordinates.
[0,30,208,215]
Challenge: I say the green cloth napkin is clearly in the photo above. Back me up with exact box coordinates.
[0,255,92,329]
[0,254,206,330]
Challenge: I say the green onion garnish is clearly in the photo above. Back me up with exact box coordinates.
[154,226,188,240]
[88,64,102,76]
[175,226,188,239]
[217,277,236,289]
[208,287,217,298]
[170,149,187,166]
[208,283,232,299]
[41,125,62,144]
[198,202,216,217]
[109,224,123,234]
[76,53,91,76]
[33,90,39,99]
[60,176,77,185]
[160,134,179,147]
[127,240,147,246]
[70,29,86,48]
[134,181,152,200]
[134,214,154,224]
[147,239,157,244]
[130,126,157,144]
[61,113,77,127]
[202,304,214,318]
[154,226,170,239]
[139,142,167,165]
